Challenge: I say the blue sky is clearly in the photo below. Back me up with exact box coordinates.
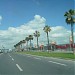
[0,0,74,30]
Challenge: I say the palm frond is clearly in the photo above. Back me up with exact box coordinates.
[43,25,51,33]
[34,31,40,37]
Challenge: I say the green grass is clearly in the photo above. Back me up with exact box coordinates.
[17,51,75,59]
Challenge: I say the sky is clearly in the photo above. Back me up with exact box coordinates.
[0,0,75,49]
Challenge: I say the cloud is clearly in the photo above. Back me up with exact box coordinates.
[0,16,2,20]
[0,15,75,48]
[51,33,64,38]
[0,16,2,25]
[27,15,46,29]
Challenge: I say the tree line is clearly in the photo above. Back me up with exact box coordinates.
[14,9,75,53]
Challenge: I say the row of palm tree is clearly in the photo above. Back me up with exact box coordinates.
[25,28,50,50]
[34,31,40,48]
[14,40,26,51]
[14,9,75,53]
[14,25,51,51]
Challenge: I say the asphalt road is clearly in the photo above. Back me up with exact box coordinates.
[0,52,75,75]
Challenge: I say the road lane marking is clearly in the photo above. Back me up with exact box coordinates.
[16,64,23,71]
[48,61,67,66]
[27,55,31,57]
[8,54,14,61]
[34,57,41,60]
[12,58,14,61]
[9,55,11,57]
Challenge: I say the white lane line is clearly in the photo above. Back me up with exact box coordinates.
[9,55,11,57]
[48,61,67,66]
[34,57,41,60]
[27,56,31,57]
[8,54,14,61]
[16,64,23,71]
[12,58,14,61]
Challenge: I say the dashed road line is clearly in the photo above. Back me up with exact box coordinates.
[9,55,11,57]
[34,57,41,60]
[9,54,23,71]
[12,58,14,61]
[16,64,23,71]
[8,54,14,61]
[26,55,41,60]
[48,61,67,66]
[27,56,31,57]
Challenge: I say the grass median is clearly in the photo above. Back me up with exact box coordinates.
[17,51,75,60]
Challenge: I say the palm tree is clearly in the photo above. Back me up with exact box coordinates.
[21,40,26,51]
[28,35,33,49]
[43,25,51,50]
[34,31,40,48]
[14,45,16,48]
[64,9,75,53]
[22,40,26,43]
[19,41,23,50]
[16,42,21,51]
[25,37,29,50]
[18,40,25,51]
[14,45,17,51]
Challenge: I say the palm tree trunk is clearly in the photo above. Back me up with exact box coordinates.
[71,23,74,53]
[37,37,38,49]
[19,45,20,50]
[21,44,22,51]
[47,32,49,50]
[30,40,31,49]
[27,41,28,50]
